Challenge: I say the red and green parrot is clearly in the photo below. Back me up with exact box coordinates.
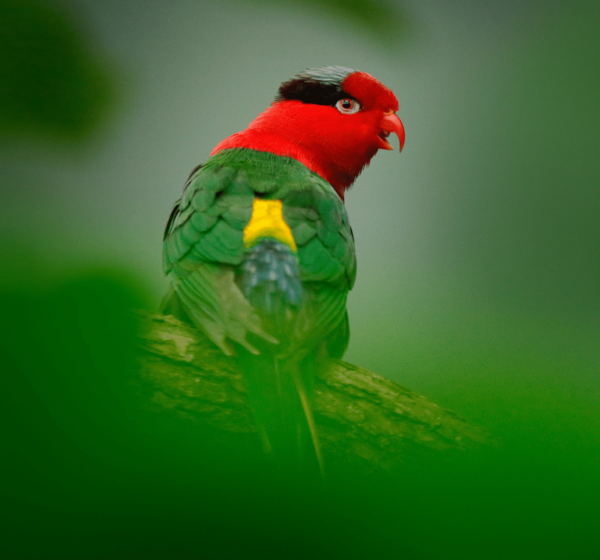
[161,66,404,476]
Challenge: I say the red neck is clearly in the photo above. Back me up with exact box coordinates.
[210,101,381,201]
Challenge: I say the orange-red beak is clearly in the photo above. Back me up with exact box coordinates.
[377,112,405,152]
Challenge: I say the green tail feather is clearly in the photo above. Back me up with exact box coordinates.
[238,349,324,480]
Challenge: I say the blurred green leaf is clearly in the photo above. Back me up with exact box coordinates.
[243,0,409,44]
[0,0,114,141]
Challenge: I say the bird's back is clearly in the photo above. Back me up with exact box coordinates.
[162,147,356,358]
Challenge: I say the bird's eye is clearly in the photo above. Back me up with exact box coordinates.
[335,98,361,114]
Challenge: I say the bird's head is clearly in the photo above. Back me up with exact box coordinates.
[211,66,405,200]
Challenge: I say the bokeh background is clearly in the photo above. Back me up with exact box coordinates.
[1,0,599,558]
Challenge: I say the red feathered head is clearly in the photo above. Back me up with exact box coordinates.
[212,66,405,200]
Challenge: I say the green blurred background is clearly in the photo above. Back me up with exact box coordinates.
[1,0,599,558]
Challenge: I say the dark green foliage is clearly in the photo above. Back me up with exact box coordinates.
[2,269,596,559]
[0,0,114,141]
[0,266,335,558]
[244,0,409,45]
[0,260,597,559]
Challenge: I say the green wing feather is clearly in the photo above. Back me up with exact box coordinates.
[163,162,275,354]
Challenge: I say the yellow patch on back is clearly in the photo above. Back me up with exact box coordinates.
[243,199,297,252]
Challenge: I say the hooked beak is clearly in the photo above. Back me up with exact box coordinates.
[377,112,405,152]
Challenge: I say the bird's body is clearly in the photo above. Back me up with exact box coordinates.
[162,66,404,476]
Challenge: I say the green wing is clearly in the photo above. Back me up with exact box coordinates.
[282,182,357,356]
[283,187,356,287]
[163,164,276,355]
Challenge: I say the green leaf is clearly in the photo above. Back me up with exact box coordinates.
[0,0,114,141]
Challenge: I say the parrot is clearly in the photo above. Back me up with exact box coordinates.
[161,65,404,478]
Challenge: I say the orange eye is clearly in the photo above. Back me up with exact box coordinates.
[335,98,361,114]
